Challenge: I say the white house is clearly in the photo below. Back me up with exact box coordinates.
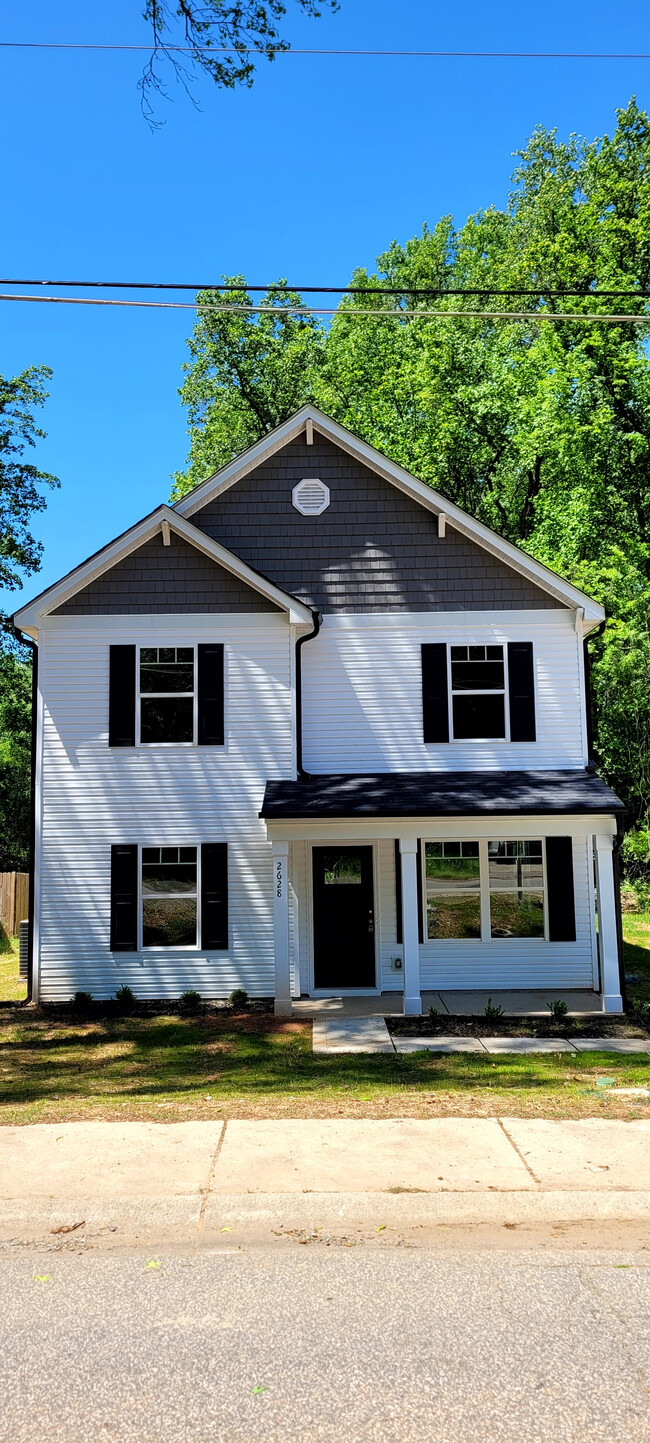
[14,407,625,1014]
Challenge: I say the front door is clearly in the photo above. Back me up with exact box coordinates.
[312,846,376,989]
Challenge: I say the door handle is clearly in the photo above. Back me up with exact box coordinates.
[368,910,374,934]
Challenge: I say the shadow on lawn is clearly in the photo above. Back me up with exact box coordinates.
[0,1013,622,1107]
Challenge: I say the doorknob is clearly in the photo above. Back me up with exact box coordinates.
[368,910,374,934]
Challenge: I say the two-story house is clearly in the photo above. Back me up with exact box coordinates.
[14,407,625,1014]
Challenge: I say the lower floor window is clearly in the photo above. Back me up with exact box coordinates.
[424,839,546,941]
[426,842,481,939]
[142,846,197,947]
[488,840,544,939]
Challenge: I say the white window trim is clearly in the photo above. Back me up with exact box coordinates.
[136,644,197,748]
[447,643,510,743]
[422,836,548,943]
[139,843,201,951]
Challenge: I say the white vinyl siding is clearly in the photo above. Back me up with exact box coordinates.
[301,610,585,773]
[36,614,293,1001]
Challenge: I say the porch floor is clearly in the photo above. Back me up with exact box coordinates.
[292,989,606,1018]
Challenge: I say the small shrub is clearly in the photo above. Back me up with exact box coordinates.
[428,1004,441,1021]
[179,989,202,1014]
[547,998,569,1022]
[484,996,504,1020]
[72,990,93,1013]
[114,985,136,1012]
[229,988,249,1010]
[628,996,650,1026]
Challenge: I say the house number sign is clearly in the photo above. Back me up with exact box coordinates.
[276,859,284,899]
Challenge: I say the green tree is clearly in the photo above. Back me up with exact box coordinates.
[0,647,31,871]
[171,281,324,496]
[140,0,339,120]
[0,366,58,875]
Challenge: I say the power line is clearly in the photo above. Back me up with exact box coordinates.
[0,41,649,59]
[1,293,648,323]
[2,278,650,299]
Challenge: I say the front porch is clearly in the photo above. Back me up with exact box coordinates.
[262,769,626,1019]
[292,989,608,1018]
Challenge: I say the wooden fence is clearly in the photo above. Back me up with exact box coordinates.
[0,873,29,937]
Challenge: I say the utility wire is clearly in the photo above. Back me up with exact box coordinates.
[2,278,650,299]
[1,41,650,59]
[1,293,648,323]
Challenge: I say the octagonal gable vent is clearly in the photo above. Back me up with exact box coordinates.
[292,478,330,516]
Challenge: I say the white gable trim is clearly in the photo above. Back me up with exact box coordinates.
[14,506,314,635]
[174,405,605,628]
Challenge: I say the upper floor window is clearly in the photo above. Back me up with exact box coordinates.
[139,647,195,745]
[109,643,224,748]
[450,645,505,740]
[421,641,536,745]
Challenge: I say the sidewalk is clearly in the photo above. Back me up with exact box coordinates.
[2,1118,650,1235]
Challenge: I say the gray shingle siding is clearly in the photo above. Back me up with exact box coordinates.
[191,435,564,613]
[51,532,282,614]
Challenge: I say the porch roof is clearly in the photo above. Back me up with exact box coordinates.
[260,769,624,820]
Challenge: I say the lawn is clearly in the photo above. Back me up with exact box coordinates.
[622,909,650,1004]
[0,928,26,1003]
[0,1008,649,1125]
[0,909,648,1125]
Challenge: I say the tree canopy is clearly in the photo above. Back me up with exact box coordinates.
[172,98,650,834]
[141,0,339,120]
[0,365,58,873]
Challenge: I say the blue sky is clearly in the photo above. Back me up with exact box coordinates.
[2,0,649,612]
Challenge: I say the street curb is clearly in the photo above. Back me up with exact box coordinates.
[3,1190,650,1235]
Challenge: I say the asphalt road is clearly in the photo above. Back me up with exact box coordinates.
[1,1236,650,1443]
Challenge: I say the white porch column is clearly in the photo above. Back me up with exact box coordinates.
[594,834,624,1013]
[272,840,292,1018]
[399,838,422,1015]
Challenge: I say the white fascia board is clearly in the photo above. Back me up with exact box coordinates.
[174,405,604,626]
[13,505,313,633]
[264,813,618,844]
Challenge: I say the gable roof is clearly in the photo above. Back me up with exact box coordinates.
[175,405,605,628]
[13,506,314,636]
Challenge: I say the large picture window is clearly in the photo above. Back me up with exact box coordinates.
[142,846,197,947]
[450,645,506,740]
[425,842,481,939]
[488,840,545,938]
[139,647,194,744]
[423,839,546,941]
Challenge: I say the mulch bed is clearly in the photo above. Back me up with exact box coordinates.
[387,1014,650,1039]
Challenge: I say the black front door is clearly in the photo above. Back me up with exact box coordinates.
[312,847,375,989]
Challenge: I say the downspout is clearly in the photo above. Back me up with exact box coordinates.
[584,616,628,1008]
[295,612,321,778]
[12,627,37,1006]
[613,818,628,1013]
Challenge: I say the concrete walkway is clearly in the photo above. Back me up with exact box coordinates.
[312,1015,650,1054]
[3,1118,650,1234]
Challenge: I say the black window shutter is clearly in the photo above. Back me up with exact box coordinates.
[110,844,138,951]
[545,836,576,942]
[507,641,536,742]
[416,839,424,943]
[201,843,228,949]
[422,644,449,743]
[198,644,224,746]
[394,840,403,944]
[109,645,136,747]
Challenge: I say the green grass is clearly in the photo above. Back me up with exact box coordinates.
[622,910,650,1004]
[0,926,26,1003]
[0,902,647,1124]
[0,1010,649,1125]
